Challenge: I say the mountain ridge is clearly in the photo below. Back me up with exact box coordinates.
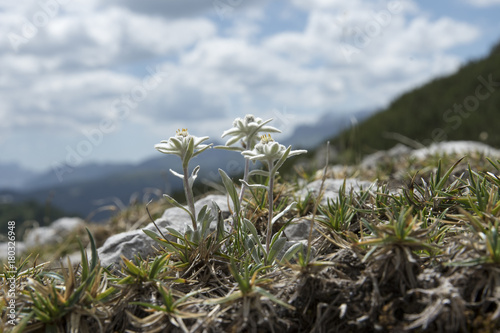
[0,110,367,221]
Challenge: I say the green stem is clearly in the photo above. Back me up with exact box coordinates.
[266,161,275,253]
[183,165,197,231]
[239,158,250,206]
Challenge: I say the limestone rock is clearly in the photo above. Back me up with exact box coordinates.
[0,241,27,261]
[361,143,412,169]
[300,178,374,206]
[24,217,85,247]
[97,194,229,268]
[411,141,500,159]
[283,216,320,241]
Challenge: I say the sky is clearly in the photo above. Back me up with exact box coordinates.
[1,0,500,173]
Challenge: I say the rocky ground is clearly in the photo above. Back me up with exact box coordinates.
[2,141,500,332]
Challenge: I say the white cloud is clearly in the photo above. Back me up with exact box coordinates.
[0,0,477,128]
[1,0,480,134]
[0,67,139,132]
[3,6,216,67]
[400,17,479,52]
[0,4,217,134]
[0,0,486,171]
[260,1,479,111]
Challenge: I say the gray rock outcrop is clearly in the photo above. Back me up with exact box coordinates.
[283,216,320,241]
[0,217,84,261]
[361,143,412,169]
[24,217,85,247]
[411,141,500,160]
[299,178,375,206]
[97,194,229,267]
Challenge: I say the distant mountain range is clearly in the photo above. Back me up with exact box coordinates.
[0,163,37,191]
[283,109,374,149]
[0,109,372,220]
[0,149,238,220]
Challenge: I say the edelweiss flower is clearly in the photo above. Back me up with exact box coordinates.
[242,134,307,168]
[155,128,211,167]
[242,133,307,253]
[221,114,281,150]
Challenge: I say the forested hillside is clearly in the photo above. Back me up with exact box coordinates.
[332,40,500,158]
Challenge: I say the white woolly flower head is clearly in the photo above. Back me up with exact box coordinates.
[221,114,281,150]
[155,128,211,167]
[241,134,307,170]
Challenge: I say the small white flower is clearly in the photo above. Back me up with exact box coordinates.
[221,114,281,149]
[242,133,306,253]
[155,128,211,166]
[242,134,307,168]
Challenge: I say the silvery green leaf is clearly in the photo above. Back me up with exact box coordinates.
[242,218,265,255]
[197,204,209,223]
[288,149,308,158]
[272,202,297,225]
[170,137,184,151]
[280,242,304,263]
[244,236,262,263]
[249,118,281,136]
[214,202,225,241]
[248,154,267,161]
[268,237,287,263]
[272,145,291,173]
[243,218,259,241]
[243,234,255,251]
[270,230,283,244]
[188,165,200,189]
[193,135,210,146]
[214,145,244,152]
[247,169,269,177]
[163,194,195,225]
[219,169,240,214]
[155,145,181,156]
[182,137,195,168]
[197,204,212,237]
[165,227,184,240]
[191,229,201,244]
[192,143,212,157]
[220,127,241,138]
[224,136,243,147]
[185,227,197,243]
[240,179,267,190]
[142,229,168,247]
[269,142,281,155]
[169,169,184,179]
